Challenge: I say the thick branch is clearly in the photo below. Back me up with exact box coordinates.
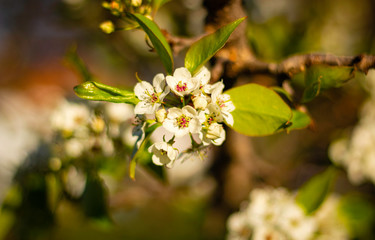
[242,54,375,79]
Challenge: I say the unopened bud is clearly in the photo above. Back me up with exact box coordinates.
[156,109,167,123]
[206,123,224,140]
[192,95,207,110]
[100,21,115,34]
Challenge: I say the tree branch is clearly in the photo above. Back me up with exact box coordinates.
[241,53,375,79]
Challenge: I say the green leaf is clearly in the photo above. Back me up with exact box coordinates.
[153,0,170,11]
[301,65,355,103]
[74,81,139,105]
[185,17,246,75]
[296,167,337,214]
[338,194,375,239]
[302,78,321,103]
[129,13,173,75]
[65,46,95,82]
[288,109,312,130]
[272,86,293,102]
[225,83,292,136]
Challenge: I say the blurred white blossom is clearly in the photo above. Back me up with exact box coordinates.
[227,188,348,240]
[329,70,375,185]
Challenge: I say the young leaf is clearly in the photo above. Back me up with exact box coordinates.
[185,17,246,75]
[225,83,292,136]
[296,167,337,215]
[65,46,95,82]
[129,13,174,75]
[302,78,321,103]
[301,65,355,103]
[288,109,312,130]
[74,81,139,105]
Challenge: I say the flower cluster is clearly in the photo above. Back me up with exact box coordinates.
[226,188,349,240]
[133,67,235,167]
[329,70,375,185]
[50,100,137,197]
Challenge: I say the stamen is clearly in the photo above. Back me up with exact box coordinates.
[176,81,187,92]
[177,114,191,128]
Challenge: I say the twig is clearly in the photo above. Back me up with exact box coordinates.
[241,54,375,79]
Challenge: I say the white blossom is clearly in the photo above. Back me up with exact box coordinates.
[252,226,286,240]
[211,81,235,126]
[163,106,202,137]
[105,102,134,123]
[64,166,87,198]
[148,141,178,168]
[194,66,211,88]
[50,100,90,136]
[227,188,321,240]
[134,73,170,114]
[166,67,200,96]
[226,212,251,240]
[64,138,86,158]
[278,202,317,240]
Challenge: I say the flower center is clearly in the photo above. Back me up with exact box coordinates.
[150,93,159,103]
[160,149,167,155]
[217,98,226,108]
[176,81,187,92]
[177,114,191,128]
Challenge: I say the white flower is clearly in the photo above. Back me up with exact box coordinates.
[50,100,90,136]
[226,212,251,240]
[148,141,178,167]
[252,226,286,240]
[194,66,211,88]
[166,67,200,96]
[278,202,317,240]
[64,166,87,198]
[211,81,235,126]
[64,138,86,158]
[105,102,134,123]
[134,73,170,114]
[314,195,349,240]
[163,106,202,137]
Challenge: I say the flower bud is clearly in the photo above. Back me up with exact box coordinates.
[100,21,115,34]
[131,0,142,7]
[206,123,224,140]
[156,108,167,123]
[192,95,208,110]
[91,117,105,133]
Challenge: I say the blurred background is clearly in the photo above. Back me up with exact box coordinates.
[1,0,375,239]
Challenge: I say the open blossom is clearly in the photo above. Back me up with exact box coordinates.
[163,105,202,137]
[166,67,200,96]
[148,141,178,168]
[134,73,170,115]
[211,81,235,126]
